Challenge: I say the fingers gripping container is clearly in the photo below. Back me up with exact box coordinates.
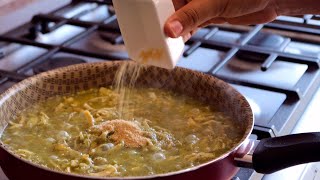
[113,0,185,69]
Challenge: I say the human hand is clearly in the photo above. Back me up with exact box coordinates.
[164,0,279,40]
[164,0,319,40]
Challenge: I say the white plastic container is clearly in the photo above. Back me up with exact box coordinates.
[113,0,185,69]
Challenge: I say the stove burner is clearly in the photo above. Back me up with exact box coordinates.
[33,57,86,74]
[91,31,126,52]
[236,51,269,63]
[248,33,286,50]
[235,33,290,63]
[99,31,123,44]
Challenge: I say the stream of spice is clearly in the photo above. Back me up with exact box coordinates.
[113,62,144,119]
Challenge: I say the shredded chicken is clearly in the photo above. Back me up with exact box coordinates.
[83,110,95,126]
[184,152,215,162]
[89,164,117,177]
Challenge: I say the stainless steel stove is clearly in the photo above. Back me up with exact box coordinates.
[1,1,320,179]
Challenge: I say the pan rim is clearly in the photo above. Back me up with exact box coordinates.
[0,61,254,179]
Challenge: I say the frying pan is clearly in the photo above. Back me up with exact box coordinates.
[0,61,319,180]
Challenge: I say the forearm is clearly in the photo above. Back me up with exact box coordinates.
[276,0,320,16]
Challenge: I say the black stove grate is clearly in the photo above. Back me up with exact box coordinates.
[181,21,320,138]
[0,3,124,83]
[0,0,319,140]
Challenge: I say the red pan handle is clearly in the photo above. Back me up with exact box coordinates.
[252,132,320,174]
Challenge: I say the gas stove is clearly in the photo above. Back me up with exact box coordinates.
[0,0,320,180]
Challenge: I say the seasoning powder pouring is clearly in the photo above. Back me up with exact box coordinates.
[113,0,185,69]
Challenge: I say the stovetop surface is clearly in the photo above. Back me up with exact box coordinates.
[1,0,319,139]
[0,1,320,179]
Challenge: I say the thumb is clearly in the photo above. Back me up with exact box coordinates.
[164,0,215,38]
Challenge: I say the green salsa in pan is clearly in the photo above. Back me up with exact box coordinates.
[1,87,243,177]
